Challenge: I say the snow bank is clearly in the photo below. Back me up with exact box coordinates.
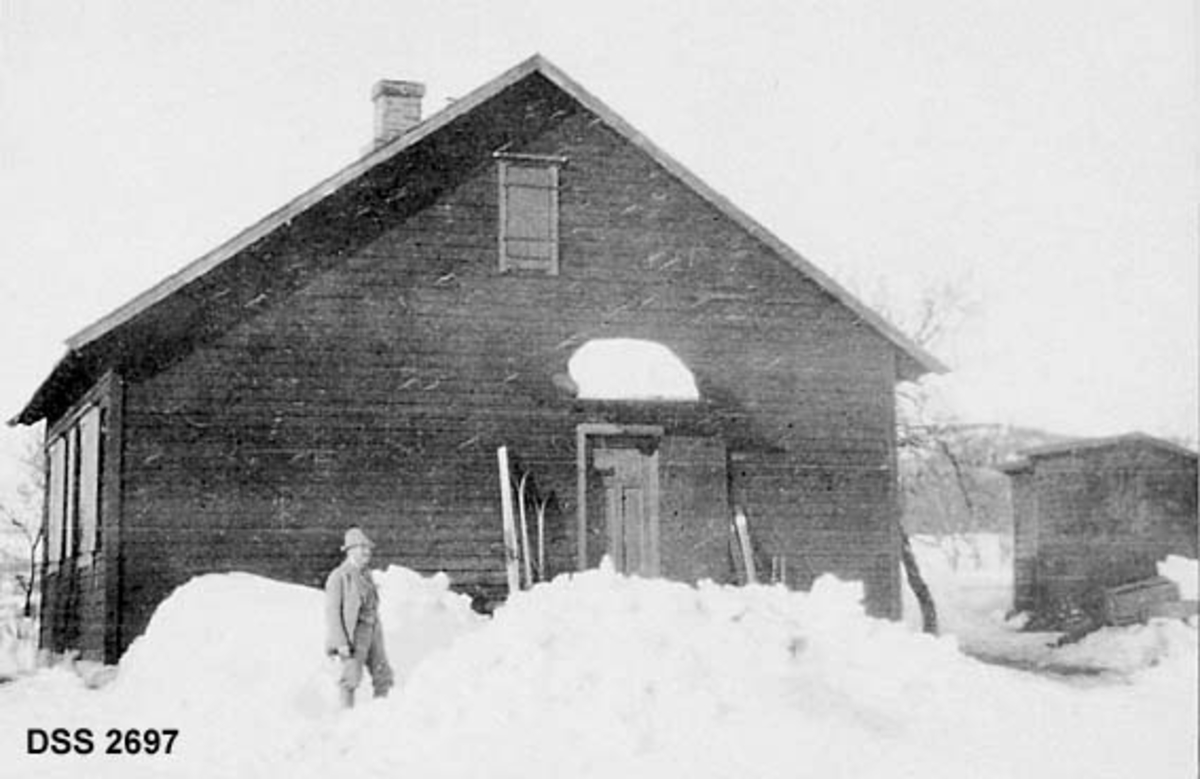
[905,537,1199,677]
[0,617,35,679]
[2,565,485,778]
[1050,618,1198,675]
[113,573,329,720]
[902,533,1014,644]
[1,559,1195,778]
[1159,555,1199,601]
[0,577,36,680]
[114,566,483,724]
[291,564,1196,779]
[1040,555,1198,676]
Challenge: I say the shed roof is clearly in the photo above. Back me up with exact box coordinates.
[999,431,1199,474]
[12,54,945,426]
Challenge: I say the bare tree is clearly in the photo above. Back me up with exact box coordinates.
[867,278,984,631]
[898,425,1015,568]
[872,281,1013,555]
[1,431,45,619]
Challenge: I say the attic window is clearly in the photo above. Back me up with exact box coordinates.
[498,156,560,275]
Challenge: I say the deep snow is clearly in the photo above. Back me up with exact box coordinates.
[1,547,1196,778]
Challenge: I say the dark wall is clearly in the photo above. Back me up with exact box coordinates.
[39,375,125,663]
[1013,443,1198,622]
[1009,471,1038,613]
[658,436,732,584]
[113,108,903,648]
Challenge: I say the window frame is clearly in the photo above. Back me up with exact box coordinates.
[77,405,105,556]
[44,373,116,569]
[65,424,80,559]
[496,153,564,276]
[46,437,66,567]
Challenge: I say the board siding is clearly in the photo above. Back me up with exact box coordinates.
[1011,442,1198,623]
[37,375,123,662]
[93,107,902,652]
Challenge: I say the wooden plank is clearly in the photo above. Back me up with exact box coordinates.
[496,446,521,595]
[734,508,756,585]
[1103,577,1181,626]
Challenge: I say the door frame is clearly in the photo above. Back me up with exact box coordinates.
[575,423,664,571]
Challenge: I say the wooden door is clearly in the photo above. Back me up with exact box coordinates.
[593,444,660,576]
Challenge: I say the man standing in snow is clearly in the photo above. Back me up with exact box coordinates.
[325,527,394,708]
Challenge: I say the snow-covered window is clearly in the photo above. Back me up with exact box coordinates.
[568,339,700,401]
[498,158,559,275]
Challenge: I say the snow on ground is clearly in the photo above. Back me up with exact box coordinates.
[903,534,1200,676]
[0,576,36,681]
[1159,555,1198,600]
[0,547,1196,778]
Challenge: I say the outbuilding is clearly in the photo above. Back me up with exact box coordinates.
[1001,433,1198,626]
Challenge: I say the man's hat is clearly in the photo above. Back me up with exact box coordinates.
[341,527,374,551]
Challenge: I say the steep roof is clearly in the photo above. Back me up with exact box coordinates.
[13,54,945,426]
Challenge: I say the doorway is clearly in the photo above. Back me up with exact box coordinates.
[576,424,662,575]
[575,424,732,583]
[593,442,660,576]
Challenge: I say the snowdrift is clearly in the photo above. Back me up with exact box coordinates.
[291,564,1196,779]
[1159,554,1198,601]
[2,560,1196,779]
[113,566,484,722]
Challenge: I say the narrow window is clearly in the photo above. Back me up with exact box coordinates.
[47,438,66,564]
[498,159,559,274]
[97,408,107,551]
[65,425,80,558]
[78,406,103,558]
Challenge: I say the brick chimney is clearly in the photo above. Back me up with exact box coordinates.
[372,80,425,147]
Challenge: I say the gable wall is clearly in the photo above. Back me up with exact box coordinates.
[115,108,902,648]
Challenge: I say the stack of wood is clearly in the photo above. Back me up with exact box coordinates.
[1102,576,1197,625]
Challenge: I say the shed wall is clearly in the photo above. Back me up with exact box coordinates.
[1012,443,1198,622]
[1009,472,1038,613]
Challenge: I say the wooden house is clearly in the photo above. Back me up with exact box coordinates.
[1001,433,1198,625]
[11,56,943,662]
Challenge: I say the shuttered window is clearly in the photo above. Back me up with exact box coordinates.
[64,428,78,558]
[44,402,107,565]
[498,160,559,274]
[78,406,104,555]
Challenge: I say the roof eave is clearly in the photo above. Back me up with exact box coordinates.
[1018,432,1199,461]
[10,351,80,427]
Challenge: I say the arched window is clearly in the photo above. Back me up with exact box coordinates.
[567,339,699,401]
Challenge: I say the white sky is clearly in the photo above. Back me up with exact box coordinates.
[0,0,1196,487]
